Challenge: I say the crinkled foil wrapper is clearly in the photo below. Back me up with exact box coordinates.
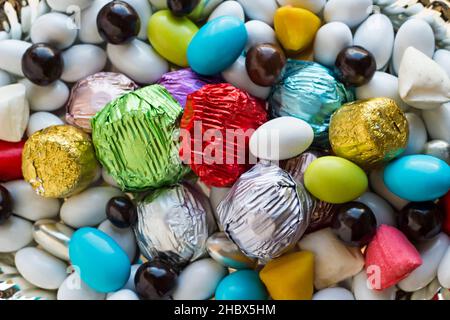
[269,60,354,147]
[157,68,221,108]
[134,183,217,267]
[217,161,309,260]
[329,98,408,170]
[92,84,190,191]
[66,72,138,132]
[282,150,337,233]
[375,0,450,49]
[22,125,99,198]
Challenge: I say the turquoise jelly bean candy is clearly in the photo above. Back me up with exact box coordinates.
[383,155,450,202]
[69,227,131,293]
[187,16,247,76]
[215,270,268,300]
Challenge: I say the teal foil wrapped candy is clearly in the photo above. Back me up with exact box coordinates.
[269,60,354,146]
[91,85,190,191]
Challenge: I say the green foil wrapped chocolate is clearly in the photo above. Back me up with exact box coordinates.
[91,84,190,191]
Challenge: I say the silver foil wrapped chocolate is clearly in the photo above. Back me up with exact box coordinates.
[217,161,310,260]
[134,184,217,267]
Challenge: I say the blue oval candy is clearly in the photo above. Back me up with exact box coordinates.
[187,16,247,75]
[215,270,268,300]
[384,155,450,202]
[69,227,131,293]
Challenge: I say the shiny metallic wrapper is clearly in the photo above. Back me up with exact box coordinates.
[22,125,99,198]
[269,60,354,147]
[217,161,310,260]
[329,97,409,170]
[134,183,217,267]
[66,72,138,132]
[91,84,190,191]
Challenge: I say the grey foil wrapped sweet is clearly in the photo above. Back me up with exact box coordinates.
[134,184,217,267]
[217,161,310,260]
[269,60,354,146]
[66,72,138,132]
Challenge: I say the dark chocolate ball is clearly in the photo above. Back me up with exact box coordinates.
[334,46,376,87]
[398,201,443,242]
[97,1,141,45]
[167,0,200,16]
[106,196,137,228]
[245,43,287,87]
[134,260,178,300]
[21,43,63,86]
[0,185,12,224]
[331,201,377,247]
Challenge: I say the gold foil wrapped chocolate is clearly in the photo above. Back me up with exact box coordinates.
[22,125,99,198]
[329,98,408,169]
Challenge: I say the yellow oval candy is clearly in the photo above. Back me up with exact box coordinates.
[147,10,198,67]
[274,6,321,54]
[304,156,368,204]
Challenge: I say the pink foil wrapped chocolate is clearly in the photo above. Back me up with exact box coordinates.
[66,72,138,132]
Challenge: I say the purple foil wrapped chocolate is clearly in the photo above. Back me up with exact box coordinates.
[66,72,138,132]
[157,68,221,107]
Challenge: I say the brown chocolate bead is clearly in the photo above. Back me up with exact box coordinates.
[97,1,140,45]
[334,46,376,87]
[0,185,12,224]
[167,0,200,17]
[21,43,63,86]
[134,260,178,300]
[245,43,287,87]
[106,196,137,228]
[398,201,443,242]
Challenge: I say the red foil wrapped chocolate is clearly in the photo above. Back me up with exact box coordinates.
[0,140,25,181]
[180,83,268,187]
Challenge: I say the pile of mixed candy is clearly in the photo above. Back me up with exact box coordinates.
[1,0,450,300]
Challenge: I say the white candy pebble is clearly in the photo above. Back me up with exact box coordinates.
[98,220,137,262]
[236,0,278,25]
[0,70,12,87]
[19,79,69,112]
[123,264,141,292]
[79,0,111,44]
[352,270,396,300]
[313,22,353,67]
[57,273,106,300]
[0,40,31,76]
[0,83,29,142]
[107,289,139,300]
[369,167,409,210]
[209,1,245,22]
[433,49,450,78]
[422,103,450,143]
[244,20,278,51]
[61,44,107,83]
[324,0,373,28]
[312,287,354,300]
[276,0,326,14]
[125,0,153,40]
[403,113,427,156]
[27,112,64,137]
[437,245,450,289]
[30,12,77,50]
[0,216,33,253]
[46,0,94,12]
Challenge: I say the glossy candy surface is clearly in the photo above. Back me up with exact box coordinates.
[0,185,12,224]
[215,270,268,300]
[168,0,200,16]
[106,196,137,229]
[245,43,286,86]
[398,202,443,242]
[134,260,178,300]
[21,43,63,86]
[335,46,377,87]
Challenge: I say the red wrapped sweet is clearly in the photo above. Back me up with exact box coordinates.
[180,83,268,187]
[0,140,25,181]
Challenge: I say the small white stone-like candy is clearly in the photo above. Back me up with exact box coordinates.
[437,245,450,288]
[398,233,450,292]
[276,0,326,13]
[0,83,29,142]
[403,113,427,156]
[324,0,373,28]
[222,55,271,100]
[123,264,141,292]
[57,273,106,300]
[422,103,450,143]
[354,14,393,70]
[173,259,228,300]
[209,187,230,219]
[0,216,33,253]
[98,220,137,262]
[313,22,353,67]
[33,219,74,261]
[352,270,396,300]
[15,247,68,290]
[369,167,409,211]
[355,192,395,227]
[60,186,124,228]
[46,0,94,12]
[356,72,409,111]
[30,12,77,50]
[0,40,31,76]
[236,0,278,25]
[209,1,245,22]
[392,19,435,75]
[107,289,139,300]
[61,44,107,83]
[0,70,12,87]
[249,117,314,161]
[244,20,278,51]
[125,0,153,40]
[107,39,169,84]
[312,287,354,300]
[79,0,111,44]
[434,49,450,78]
[2,180,61,221]
[19,79,69,112]
[27,112,64,137]
[398,47,450,110]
